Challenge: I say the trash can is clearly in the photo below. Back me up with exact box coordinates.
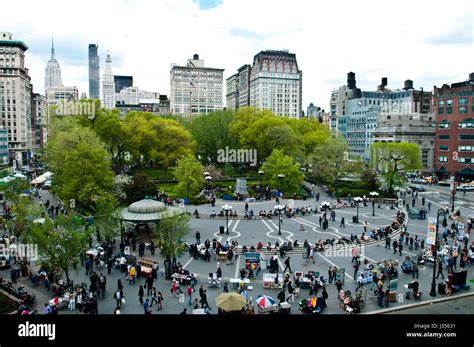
[438,282,446,295]
[352,216,358,223]
[219,226,225,234]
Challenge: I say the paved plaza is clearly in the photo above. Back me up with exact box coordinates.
[2,185,473,315]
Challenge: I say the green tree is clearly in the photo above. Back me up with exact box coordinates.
[122,172,156,204]
[92,195,120,243]
[260,149,304,195]
[188,111,238,164]
[153,213,190,279]
[29,215,91,284]
[370,142,422,193]
[173,155,204,200]
[47,120,114,212]
[307,137,354,190]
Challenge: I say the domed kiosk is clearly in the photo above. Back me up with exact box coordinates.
[121,197,182,223]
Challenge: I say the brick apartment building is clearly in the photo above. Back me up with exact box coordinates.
[434,73,474,181]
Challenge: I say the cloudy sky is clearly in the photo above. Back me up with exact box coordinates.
[2,0,473,111]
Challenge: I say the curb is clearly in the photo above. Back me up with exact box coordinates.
[367,291,474,314]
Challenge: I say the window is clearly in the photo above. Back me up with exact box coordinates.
[438,134,450,140]
[459,98,468,105]
[446,107,453,114]
[459,106,468,113]
[459,157,473,164]
[459,146,473,152]
[459,121,474,128]
[438,107,444,114]
[438,156,448,163]
[438,99,444,106]
[460,134,474,140]
[438,122,450,129]
[439,145,449,151]
[446,99,453,106]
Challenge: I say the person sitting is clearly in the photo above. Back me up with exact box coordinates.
[257,242,263,250]
[259,210,265,218]
[293,240,299,248]
[242,245,248,254]
[266,242,272,251]
[218,210,224,217]
[249,245,256,252]
[267,210,273,219]
[193,209,200,218]
[240,268,247,280]
[233,210,237,217]
[210,210,216,218]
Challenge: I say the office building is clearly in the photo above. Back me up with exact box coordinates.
[88,44,100,99]
[102,51,115,109]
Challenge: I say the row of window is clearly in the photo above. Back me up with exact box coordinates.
[438,97,470,106]
[438,106,473,114]
[438,134,474,140]
[439,156,473,164]
[439,145,474,152]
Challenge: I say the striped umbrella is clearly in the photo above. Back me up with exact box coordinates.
[256,295,276,309]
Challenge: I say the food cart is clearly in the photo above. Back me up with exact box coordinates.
[208,272,222,288]
[262,273,284,289]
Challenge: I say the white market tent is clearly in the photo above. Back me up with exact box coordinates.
[30,171,53,185]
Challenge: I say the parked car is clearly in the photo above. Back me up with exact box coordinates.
[42,180,52,189]
[456,184,474,191]
[410,185,425,192]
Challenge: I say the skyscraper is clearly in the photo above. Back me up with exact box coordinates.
[44,37,63,92]
[102,51,115,109]
[88,44,100,99]
[0,32,32,164]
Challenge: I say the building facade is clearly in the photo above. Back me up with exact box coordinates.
[225,64,251,111]
[249,50,302,118]
[0,128,8,165]
[373,113,436,170]
[225,73,238,111]
[115,86,159,105]
[88,44,100,99]
[434,74,474,180]
[102,51,115,109]
[44,38,63,92]
[31,93,46,151]
[170,54,224,116]
[0,32,32,164]
[45,86,79,104]
[114,75,133,93]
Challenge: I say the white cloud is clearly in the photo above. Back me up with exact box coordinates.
[1,0,472,111]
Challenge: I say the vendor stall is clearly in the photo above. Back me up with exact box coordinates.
[262,273,284,289]
[244,252,260,270]
[230,278,251,291]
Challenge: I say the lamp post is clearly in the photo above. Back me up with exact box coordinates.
[353,197,363,223]
[205,176,212,190]
[222,204,232,235]
[451,189,456,213]
[278,174,285,195]
[258,170,264,192]
[430,209,448,297]
[370,191,379,216]
[275,204,285,235]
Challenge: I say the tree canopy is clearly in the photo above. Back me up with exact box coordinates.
[260,149,305,195]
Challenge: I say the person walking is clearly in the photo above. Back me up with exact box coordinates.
[412,262,419,279]
[143,298,150,314]
[146,276,154,297]
[319,215,322,228]
[223,282,229,293]
[398,241,403,256]
[328,266,333,284]
[321,287,328,308]
[353,262,359,279]
[138,285,144,304]
[385,236,391,249]
[340,217,345,228]
[436,259,445,279]
[428,201,431,211]
[283,257,292,273]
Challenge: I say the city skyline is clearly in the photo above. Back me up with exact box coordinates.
[1,0,472,110]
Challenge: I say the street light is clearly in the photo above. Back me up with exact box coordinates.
[278,174,285,194]
[222,204,232,235]
[275,204,285,235]
[370,191,379,216]
[451,189,456,213]
[353,197,363,223]
[205,176,212,190]
[430,209,448,297]
[258,170,264,192]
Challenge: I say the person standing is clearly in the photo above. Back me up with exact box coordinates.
[138,285,144,304]
[283,257,292,273]
[428,201,431,211]
[143,298,150,314]
[195,231,201,245]
[412,262,419,279]
[353,262,359,279]
[420,239,425,250]
[436,259,445,279]
[223,282,229,293]
[340,217,345,228]
[328,266,333,284]
[319,215,322,228]
[321,287,328,308]
[187,285,193,306]
[398,241,403,256]
[385,236,391,249]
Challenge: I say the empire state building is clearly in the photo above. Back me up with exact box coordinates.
[44,38,63,91]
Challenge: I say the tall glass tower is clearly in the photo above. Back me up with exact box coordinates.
[88,44,100,99]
